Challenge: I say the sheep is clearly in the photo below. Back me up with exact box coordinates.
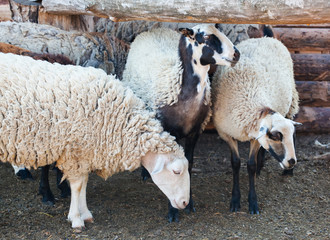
[0,42,71,204]
[0,52,190,229]
[211,37,300,214]
[122,24,240,222]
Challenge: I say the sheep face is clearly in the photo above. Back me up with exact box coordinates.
[257,113,299,169]
[179,24,240,67]
[141,152,190,210]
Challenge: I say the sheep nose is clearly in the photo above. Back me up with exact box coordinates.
[183,201,188,207]
[233,46,240,62]
[288,158,296,168]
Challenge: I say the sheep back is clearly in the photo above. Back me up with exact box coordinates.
[122,28,183,111]
[0,53,184,180]
[212,37,299,141]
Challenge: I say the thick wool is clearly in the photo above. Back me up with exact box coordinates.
[0,53,184,180]
[122,28,184,110]
[212,37,299,142]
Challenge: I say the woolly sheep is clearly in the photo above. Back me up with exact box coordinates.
[211,37,300,214]
[0,53,190,229]
[0,42,71,204]
[122,24,240,222]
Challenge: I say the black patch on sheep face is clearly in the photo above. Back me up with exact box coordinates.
[200,46,216,66]
[194,59,197,65]
[268,146,285,163]
[195,32,205,44]
[205,34,223,55]
[194,41,198,47]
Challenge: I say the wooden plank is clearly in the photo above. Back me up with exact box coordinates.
[292,54,330,81]
[41,0,330,24]
[272,23,330,28]
[294,106,330,133]
[0,0,11,21]
[274,28,330,52]
[296,81,330,107]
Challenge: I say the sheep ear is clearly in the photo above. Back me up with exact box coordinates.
[179,28,194,37]
[291,120,302,126]
[256,126,268,140]
[151,155,166,175]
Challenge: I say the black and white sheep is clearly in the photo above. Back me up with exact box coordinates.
[211,37,300,214]
[122,24,240,222]
[0,53,190,229]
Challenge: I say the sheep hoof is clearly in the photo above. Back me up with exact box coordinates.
[84,218,94,223]
[73,227,83,233]
[70,218,85,229]
[184,200,196,214]
[168,207,179,223]
[230,200,241,212]
[281,168,294,176]
[16,169,34,180]
[248,203,259,215]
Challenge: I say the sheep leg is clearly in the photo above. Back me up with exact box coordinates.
[39,165,55,206]
[227,138,241,212]
[78,174,93,223]
[167,132,198,223]
[256,147,266,176]
[68,176,86,229]
[55,167,71,198]
[183,132,199,214]
[247,140,260,214]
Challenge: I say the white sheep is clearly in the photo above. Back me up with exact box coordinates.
[0,52,190,229]
[211,37,300,214]
[122,24,240,222]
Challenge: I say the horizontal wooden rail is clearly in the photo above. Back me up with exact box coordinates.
[274,28,330,52]
[296,81,330,107]
[292,54,330,81]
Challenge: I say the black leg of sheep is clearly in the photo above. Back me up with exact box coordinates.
[39,165,55,205]
[230,149,241,212]
[55,167,71,198]
[247,140,260,214]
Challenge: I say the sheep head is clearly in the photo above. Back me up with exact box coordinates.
[141,152,190,210]
[179,24,240,67]
[256,112,301,169]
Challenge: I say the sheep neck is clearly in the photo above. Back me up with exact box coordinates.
[178,35,210,103]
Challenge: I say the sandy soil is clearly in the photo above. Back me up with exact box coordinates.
[0,132,329,240]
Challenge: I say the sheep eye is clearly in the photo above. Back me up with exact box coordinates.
[268,131,283,141]
[173,170,181,175]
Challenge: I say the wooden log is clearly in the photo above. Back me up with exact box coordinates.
[292,54,330,81]
[41,0,330,24]
[294,106,330,133]
[38,8,98,32]
[0,42,31,54]
[296,81,330,107]
[274,28,330,52]
[8,0,39,23]
[0,0,11,21]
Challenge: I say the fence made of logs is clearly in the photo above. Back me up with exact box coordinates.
[0,0,329,134]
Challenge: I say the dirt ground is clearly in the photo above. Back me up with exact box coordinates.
[0,132,329,240]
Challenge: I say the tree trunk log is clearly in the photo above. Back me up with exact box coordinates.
[274,28,330,52]
[294,107,330,133]
[41,0,330,24]
[292,54,330,81]
[0,0,11,21]
[296,81,330,107]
